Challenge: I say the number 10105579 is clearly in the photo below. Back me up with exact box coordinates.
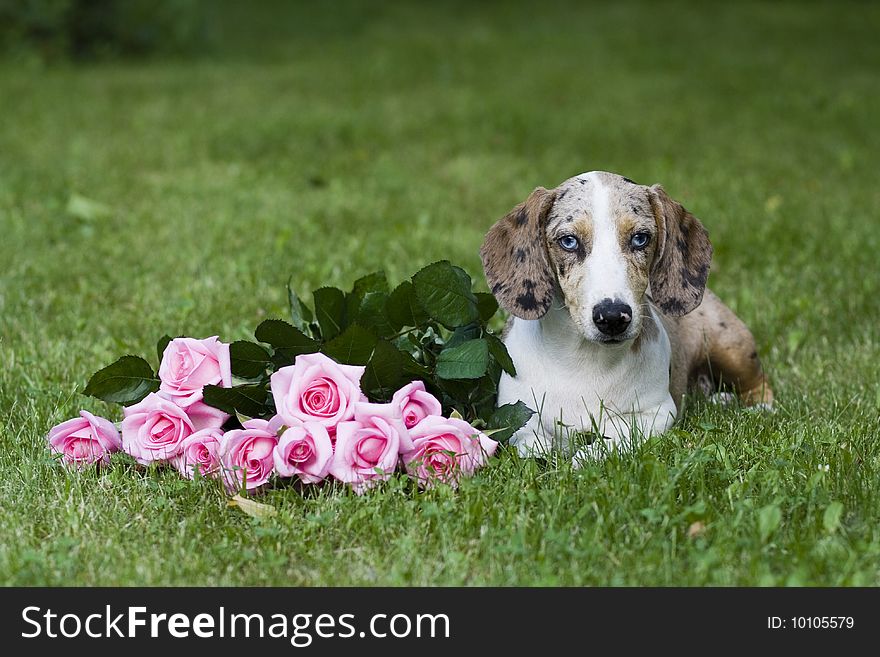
[768,616,854,630]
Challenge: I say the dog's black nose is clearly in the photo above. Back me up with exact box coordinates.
[592,299,632,337]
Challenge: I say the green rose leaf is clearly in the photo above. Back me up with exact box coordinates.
[347,270,388,311]
[445,324,481,350]
[487,401,535,442]
[435,377,476,414]
[353,271,389,296]
[322,326,405,400]
[356,291,396,338]
[387,280,430,330]
[203,383,269,417]
[400,349,431,378]
[82,355,160,406]
[362,339,405,400]
[486,332,516,377]
[435,338,489,380]
[412,260,479,328]
[254,319,319,358]
[286,279,313,333]
[229,340,272,379]
[322,324,378,365]
[313,286,347,340]
[475,292,499,323]
[472,371,502,415]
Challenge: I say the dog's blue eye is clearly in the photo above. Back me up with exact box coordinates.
[558,235,579,252]
[630,232,650,250]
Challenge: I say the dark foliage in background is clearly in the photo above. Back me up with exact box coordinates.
[0,0,210,60]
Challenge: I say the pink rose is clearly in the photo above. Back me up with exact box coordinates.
[391,381,442,429]
[121,393,194,465]
[353,400,413,452]
[401,415,498,489]
[273,421,333,484]
[171,427,223,479]
[186,400,230,432]
[219,418,279,491]
[158,336,232,408]
[270,352,366,436]
[329,402,407,494]
[47,410,121,467]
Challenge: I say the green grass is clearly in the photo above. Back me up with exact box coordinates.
[2,0,879,586]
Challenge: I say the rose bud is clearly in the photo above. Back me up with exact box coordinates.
[391,380,442,430]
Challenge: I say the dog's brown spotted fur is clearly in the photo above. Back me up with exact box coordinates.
[662,289,774,409]
[480,187,558,320]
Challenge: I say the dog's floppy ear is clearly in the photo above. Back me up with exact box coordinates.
[480,186,557,320]
[648,184,713,317]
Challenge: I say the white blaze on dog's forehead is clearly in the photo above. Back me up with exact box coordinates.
[581,172,632,306]
[585,171,611,226]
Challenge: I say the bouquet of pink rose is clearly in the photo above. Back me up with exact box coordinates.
[47,261,534,495]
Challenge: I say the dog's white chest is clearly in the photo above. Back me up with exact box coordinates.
[498,308,677,455]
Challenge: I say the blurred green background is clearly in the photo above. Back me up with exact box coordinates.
[1,0,878,585]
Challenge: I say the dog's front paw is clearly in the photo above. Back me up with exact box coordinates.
[509,427,552,458]
[708,392,737,407]
[572,435,628,466]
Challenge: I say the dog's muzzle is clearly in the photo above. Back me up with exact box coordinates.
[592,298,632,337]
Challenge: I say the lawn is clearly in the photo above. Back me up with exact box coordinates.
[1,0,879,586]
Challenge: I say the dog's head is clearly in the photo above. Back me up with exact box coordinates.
[480,171,713,344]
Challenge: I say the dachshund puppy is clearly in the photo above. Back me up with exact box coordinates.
[481,171,773,459]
